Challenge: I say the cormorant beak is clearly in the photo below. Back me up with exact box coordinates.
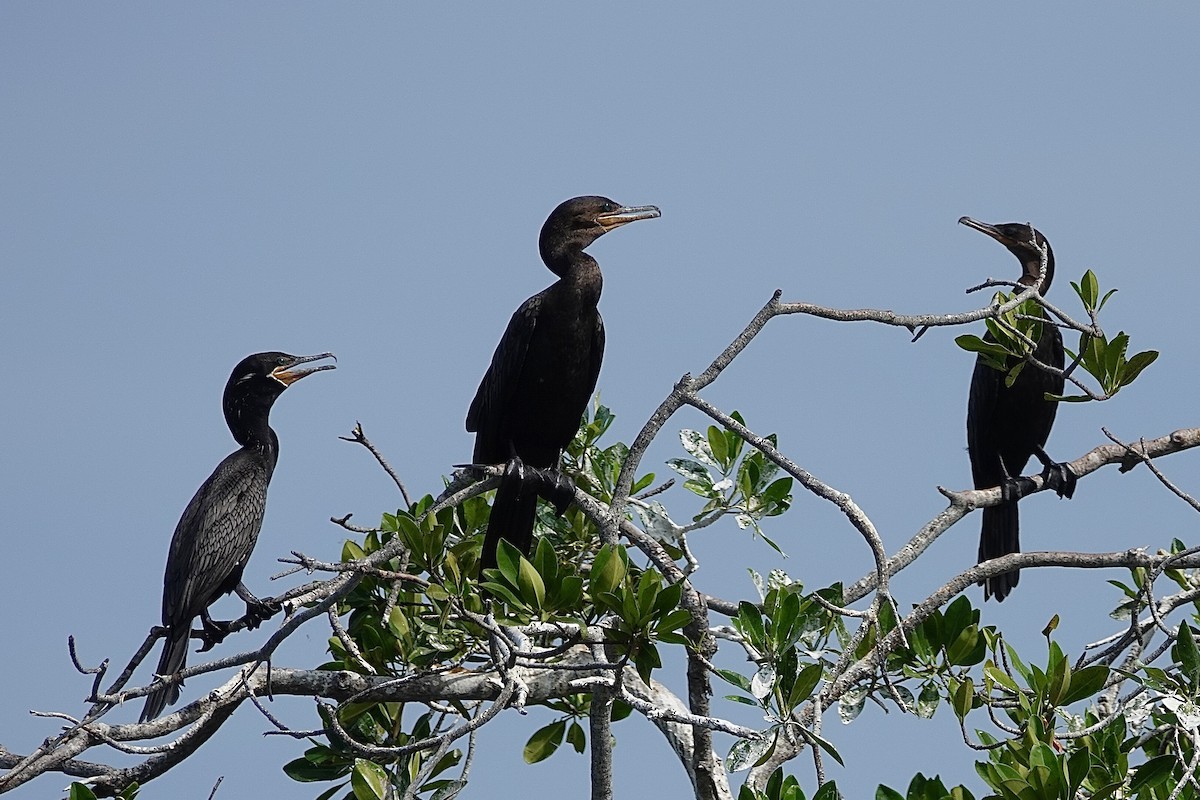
[271,352,337,387]
[596,205,661,232]
[958,216,1015,248]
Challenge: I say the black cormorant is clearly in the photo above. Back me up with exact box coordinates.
[140,351,335,721]
[961,217,1075,601]
[467,196,659,570]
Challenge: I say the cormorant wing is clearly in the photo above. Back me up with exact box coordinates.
[590,314,605,400]
[162,450,268,627]
[467,291,542,463]
[966,349,1003,486]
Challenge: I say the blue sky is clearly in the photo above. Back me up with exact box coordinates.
[3,4,1199,798]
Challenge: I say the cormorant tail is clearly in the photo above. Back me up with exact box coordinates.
[140,628,188,722]
[979,502,1020,602]
[481,471,538,571]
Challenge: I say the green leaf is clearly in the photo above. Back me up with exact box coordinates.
[652,581,684,616]
[946,624,982,666]
[955,334,1013,366]
[799,727,845,767]
[1097,287,1118,311]
[716,668,753,692]
[1003,361,1025,388]
[477,579,524,608]
[736,601,767,651]
[532,536,559,585]
[495,539,522,586]
[634,643,662,684]
[351,759,389,800]
[788,663,823,711]
[1176,623,1200,690]
[284,754,350,783]
[916,682,940,719]
[589,545,627,596]
[1129,753,1176,793]
[1073,270,1099,309]
[523,719,566,763]
[1058,664,1108,705]
[566,720,587,754]
[657,608,694,635]
[951,677,974,720]
[556,575,584,609]
[875,787,904,800]
[1120,349,1158,386]
[69,785,100,800]
[708,426,730,468]
[812,781,841,800]
[430,782,466,800]
[635,569,663,622]
[517,556,546,610]
[942,596,974,645]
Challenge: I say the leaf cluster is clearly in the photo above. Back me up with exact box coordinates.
[668,412,794,551]
[955,270,1157,401]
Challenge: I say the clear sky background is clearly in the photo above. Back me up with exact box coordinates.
[3,4,1199,799]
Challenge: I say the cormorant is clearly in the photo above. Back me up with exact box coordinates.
[467,196,659,571]
[960,217,1075,601]
[140,351,335,722]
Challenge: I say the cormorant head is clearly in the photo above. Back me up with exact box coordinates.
[539,195,660,275]
[223,351,336,442]
[959,217,1055,293]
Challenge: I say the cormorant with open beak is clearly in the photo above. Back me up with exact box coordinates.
[140,351,335,721]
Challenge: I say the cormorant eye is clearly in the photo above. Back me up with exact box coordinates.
[602,203,616,213]
[277,356,288,365]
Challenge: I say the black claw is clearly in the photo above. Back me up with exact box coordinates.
[244,597,282,630]
[1042,462,1077,499]
[196,616,233,652]
[1000,477,1022,504]
[504,456,528,484]
[538,468,576,516]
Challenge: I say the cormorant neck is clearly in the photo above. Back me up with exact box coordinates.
[543,242,600,277]
[540,229,605,278]
[1018,251,1055,294]
[225,394,280,450]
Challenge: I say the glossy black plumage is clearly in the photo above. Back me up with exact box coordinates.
[961,218,1074,601]
[468,196,659,570]
[140,351,334,722]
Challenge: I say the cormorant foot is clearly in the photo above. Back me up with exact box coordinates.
[503,456,529,484]
[535,468,576,516]
[197,614,234,652]
[243,596,283,630]
[1000,477,1022,504]
[1041,461,1077,499]
[1032,445,1077,499]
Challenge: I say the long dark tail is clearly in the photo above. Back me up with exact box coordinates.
[481,470,538,571]
[979,501,1020,602]
[140,626,189,722]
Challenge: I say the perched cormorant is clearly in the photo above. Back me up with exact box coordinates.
[961,217,1076,601]
[140,351,335,722]
[468,196,659,570]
